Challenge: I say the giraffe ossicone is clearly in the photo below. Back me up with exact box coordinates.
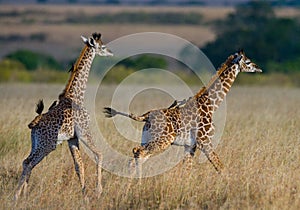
[104,49,262,177]
[15,32,113,201]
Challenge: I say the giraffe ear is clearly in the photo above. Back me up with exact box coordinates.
[81,36,88,44]
[232,53,242,64]
[88,37,96,47]
[81,35,95,47]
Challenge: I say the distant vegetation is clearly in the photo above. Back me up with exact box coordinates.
[5,50,62,71]
[0,9,203,25]
[0,52,173,84]
[1,1,300,86]
[118,55,167,70]
[65,12,203,25]
[23,0,300,6]
[0,51,67,83]
[202,1,300,74]
[101,55,169,84]
[0,33,47,42]
[0,59,31,82]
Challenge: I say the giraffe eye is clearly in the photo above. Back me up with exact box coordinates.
[101,45,106,50]
[245,61,251,65]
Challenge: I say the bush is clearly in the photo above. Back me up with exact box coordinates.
[0,59,31,82]
[0,58,68,83]
[5,49,62,71]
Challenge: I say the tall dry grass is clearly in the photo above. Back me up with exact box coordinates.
[0,84,299,209]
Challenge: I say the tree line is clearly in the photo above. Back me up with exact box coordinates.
[202,1,300,73]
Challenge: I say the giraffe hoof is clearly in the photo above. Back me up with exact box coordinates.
[84,195,90,204]
[132,146,141,158]
[96,185,102,198]
[81,186,87,196]
[13,194,19,202]
[127,158,136,175]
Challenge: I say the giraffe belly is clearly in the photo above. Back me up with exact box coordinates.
[172,132,196,147]
[141,129,151,146]
[141,128,196,147]
[57,132,74,145]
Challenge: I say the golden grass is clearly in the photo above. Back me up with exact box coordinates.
[0,83,299,209]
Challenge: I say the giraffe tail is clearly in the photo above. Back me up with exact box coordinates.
[28,99,44,129]
[103,107,119,118]
[35,99,44,115]
[103,107,148,122]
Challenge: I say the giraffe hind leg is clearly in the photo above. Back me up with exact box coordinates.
[208,150,224,173]
[68,137,86,195]
[198,141,224,173]
[132,135,175,179]
[14,157,32,201]
[15,146,54,200]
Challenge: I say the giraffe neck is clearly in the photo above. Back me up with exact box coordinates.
[61,45,95,106]
[195,56,238,111]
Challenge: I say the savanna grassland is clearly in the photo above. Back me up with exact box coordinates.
[1,4,300,210]
[0,83,299,209]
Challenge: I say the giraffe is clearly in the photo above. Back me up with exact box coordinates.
[15,32,113,200]
[104,50,261,176]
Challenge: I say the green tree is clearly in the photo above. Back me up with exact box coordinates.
[202,1,300,72]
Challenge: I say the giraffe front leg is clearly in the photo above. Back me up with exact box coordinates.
[79,130,103,198]
[132,146,149,180]
[68,137,86,195]
[198,140,224,173]
[132,136,175,179]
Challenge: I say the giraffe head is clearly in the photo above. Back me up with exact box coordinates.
[81,32,113,57]
[231,50,262,73]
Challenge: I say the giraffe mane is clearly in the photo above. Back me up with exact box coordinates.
[194,54,235,99]
[28,99,44,129]
[60,45,89,98]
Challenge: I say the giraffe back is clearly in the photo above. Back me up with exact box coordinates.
[140,91,213,148]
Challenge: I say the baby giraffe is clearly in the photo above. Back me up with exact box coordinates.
[104,50,261,177]
[15,32,113,200]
